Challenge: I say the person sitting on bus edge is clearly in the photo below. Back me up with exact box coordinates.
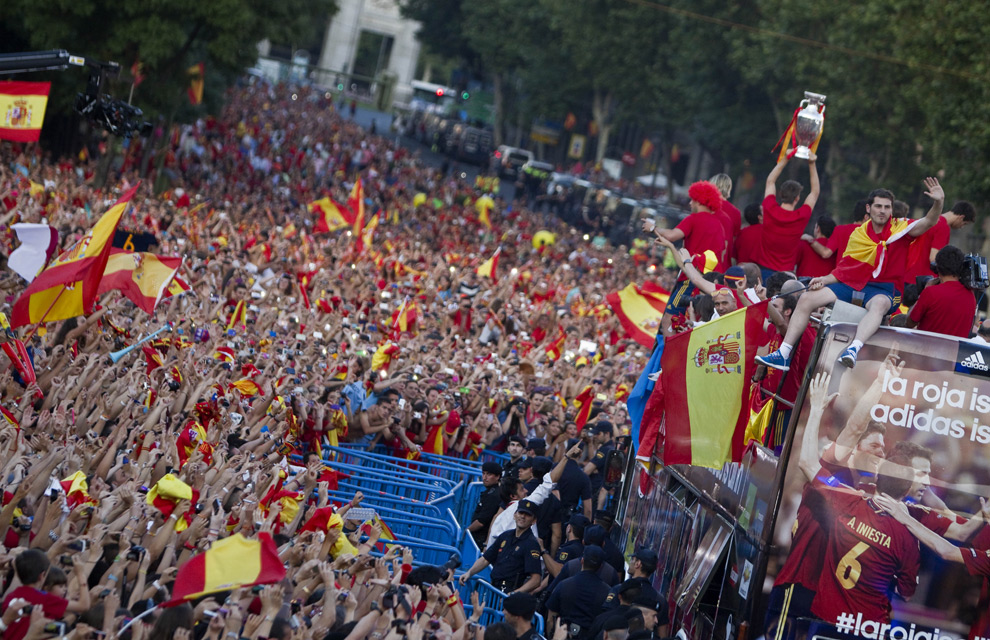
[755,153,820,282]
[756,177,945,371]
[906,245,977,338]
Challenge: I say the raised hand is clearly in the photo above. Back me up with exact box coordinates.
[923,176,944,202]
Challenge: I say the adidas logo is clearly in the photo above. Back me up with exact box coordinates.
[961,351,989,371]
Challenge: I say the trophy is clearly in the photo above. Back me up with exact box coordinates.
[793,91,826,159]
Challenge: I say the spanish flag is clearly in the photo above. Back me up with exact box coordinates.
[0,81,51,142]
[299,508,360,558]
[187,62,205,106]
[98,250,181,314]
[831,218,917,290]
[475,196,494,229]
[226,300,247,332]
[146,474,197,532]
[10,185,137,327]
[659,300,769,468]
[371,341,400,372]
[310,197,352,233]
[349,179,365,237]
[391,298,418,336]
[60,471,97,509]
[229,379,262,397]
[476,247,501,282]
[165,533,285,606]
[606,282,669,348]
[143,345,164,374]
[573,385,595,428]
[163,275,190,299]
[355,211,378,253]
[545,328,566,361]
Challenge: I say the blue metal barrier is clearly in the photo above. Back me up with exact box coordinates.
[457,481,486,528]
[458,580,545,635]
[326,490,445,519]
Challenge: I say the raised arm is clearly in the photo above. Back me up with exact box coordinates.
[765,156,789,199]
[655,235,715,295]
[832,351,902,462]
[797,372,838,482]
[804,153,820,210]
[875,493,962,562]
[908,177,945,237]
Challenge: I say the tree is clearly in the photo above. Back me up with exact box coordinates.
[0,0,338,120]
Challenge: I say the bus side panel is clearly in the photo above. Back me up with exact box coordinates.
[765,324,990,640]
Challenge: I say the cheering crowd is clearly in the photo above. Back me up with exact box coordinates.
[0,80,671,640]
[0,74,982,640]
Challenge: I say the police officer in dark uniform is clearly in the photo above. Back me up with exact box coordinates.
[467,461,503,546]
[540,514,588,578]
[602,548,660,613]
[459,499,543,593]
[503,592,545,640]
[593,510,626,581]
[546,525,620,597]
[546,546,612,640]
[584,422,616,506]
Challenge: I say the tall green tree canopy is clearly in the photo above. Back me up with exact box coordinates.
[0,0,337,118]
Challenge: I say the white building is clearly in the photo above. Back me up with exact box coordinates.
[317,0,422,104]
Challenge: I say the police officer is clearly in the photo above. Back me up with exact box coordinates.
[593,510,626,581]
[503,592,545,640]
[546,546,611,640]
[603,548,660,613]
[546,525,620,597]
[541,514,588,578]
[460,499,542,593]
[584,422,616,507]
[467,462,503,546]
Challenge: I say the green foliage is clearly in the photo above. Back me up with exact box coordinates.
[0,0,337,119]
[396,0,990,215]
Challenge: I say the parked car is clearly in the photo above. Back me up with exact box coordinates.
[492,146,534,179]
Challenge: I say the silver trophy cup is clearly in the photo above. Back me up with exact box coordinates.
[793,91,826,159]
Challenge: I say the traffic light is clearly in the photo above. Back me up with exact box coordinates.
[435,88,444,97]
[337,83,344,91]
[461,91,470,100]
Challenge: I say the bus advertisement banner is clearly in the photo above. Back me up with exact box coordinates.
[766,323,990,640]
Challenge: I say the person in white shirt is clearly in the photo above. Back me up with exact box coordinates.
[484,446,575,549]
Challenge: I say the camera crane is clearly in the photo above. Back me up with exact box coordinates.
[0,49,151,137]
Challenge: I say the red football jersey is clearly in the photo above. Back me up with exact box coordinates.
[811,482,920,624]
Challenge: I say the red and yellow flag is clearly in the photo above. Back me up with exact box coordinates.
[349,179,365,236]
[226,300,247,333]
[476,247,501,282]
[10,185,137,327]
[0,81,50,142]
[573,385,594,429]
[230,379,262,397]
[391,298,418,337]
[99,250,181,314]
[831,218,917,290]
[309,197,352,233]
[660,300,769,468]
[165,533,285,606]
[606,282,669,347]
[545,328,566,361]
[187,63,205,105]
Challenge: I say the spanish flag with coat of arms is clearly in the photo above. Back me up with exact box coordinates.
[659,300,769,468]
[10,186,136,327]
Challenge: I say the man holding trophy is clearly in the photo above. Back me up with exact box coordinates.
[756,91,947,371]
